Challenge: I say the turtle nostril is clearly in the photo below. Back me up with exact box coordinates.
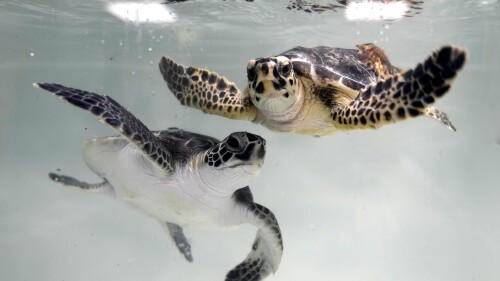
[246,133,258,142]
[261,63,269,75]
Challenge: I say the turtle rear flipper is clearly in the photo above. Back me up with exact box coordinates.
[226,203,283,281]
[159,57,257,121]
[163,222,193,262]
[49,172,113,193]
[331,45,466,131]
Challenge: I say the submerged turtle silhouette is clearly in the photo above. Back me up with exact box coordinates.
[159,44,466,136]
[34,83,283,281]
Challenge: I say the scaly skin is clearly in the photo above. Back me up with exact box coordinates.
[159,44,466,135]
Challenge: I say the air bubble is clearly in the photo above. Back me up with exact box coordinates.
[148,47,153,52]
[30,52,34,57]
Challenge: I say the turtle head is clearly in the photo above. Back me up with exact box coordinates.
[198,132,266,192]
[246,56,302,119]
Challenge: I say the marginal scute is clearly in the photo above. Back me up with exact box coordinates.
[408,108,420,117]
[435,85,450,97]
[176,64,184,74]
[397,107,405,118]
[436,46,452,65]
[424,96,435,104]
[201,70,209,81]
[186,67,195,75]
[414,63,424,77]
[384,111,392,121]
[217,79,227,91]
[451,52,466,71]
[91,106,104,115]
[208,73,217,84]
[229,85,238,95]
[360,116,367,125]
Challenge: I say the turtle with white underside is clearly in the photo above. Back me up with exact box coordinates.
[33,83,283,281]
[159,44,466,136]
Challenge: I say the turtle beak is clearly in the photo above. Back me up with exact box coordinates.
[242,163,263,175]
[254,63,288,96]
[233,133,266,161]
[259,62,273,78]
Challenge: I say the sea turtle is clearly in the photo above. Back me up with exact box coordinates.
[159,44,466,136]
[33,83,283,281]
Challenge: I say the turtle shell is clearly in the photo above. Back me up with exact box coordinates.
[280,46,385,91]
[154,128,219,165]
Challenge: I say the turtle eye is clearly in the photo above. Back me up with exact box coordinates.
[279,62,291,76]
[226,135,241,151]
[247,67,256,82]
[247,60,257,81]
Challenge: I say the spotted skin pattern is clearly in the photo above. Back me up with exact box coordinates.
[35,83,283,280]
[160,44,466,135]
[34,83,175,173]
[328,46,465,130]
[226,203,283,281]
[159,57,257,120]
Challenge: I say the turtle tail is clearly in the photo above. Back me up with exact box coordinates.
[332,45,466,131]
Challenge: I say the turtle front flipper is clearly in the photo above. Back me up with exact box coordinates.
[162,222,193,262]
[331,46,466,131]
[159,57,257,121]
[226,203,283,281]
[34,83,175,173]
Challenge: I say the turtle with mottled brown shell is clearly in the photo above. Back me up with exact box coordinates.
[159,44,466,136]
